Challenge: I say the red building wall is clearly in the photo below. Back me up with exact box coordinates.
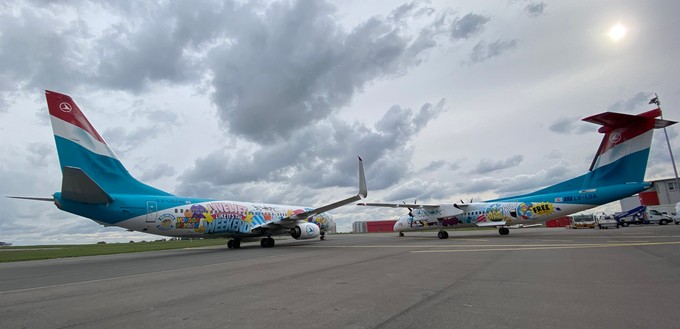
[639,191,660,206]
[366,220,397,232]
[546,216,571,227]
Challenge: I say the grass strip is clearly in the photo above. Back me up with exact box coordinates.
[0,239,228,263]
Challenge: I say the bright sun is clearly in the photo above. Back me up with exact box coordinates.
[608,23,628,42]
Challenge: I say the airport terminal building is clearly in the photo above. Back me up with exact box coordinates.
[621,177,680,211]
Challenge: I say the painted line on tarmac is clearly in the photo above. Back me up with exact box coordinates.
[410,241,680,253]
[303,240,680,249]
[0,251,308,295]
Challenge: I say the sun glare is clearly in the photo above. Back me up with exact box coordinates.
[608,23,628,42]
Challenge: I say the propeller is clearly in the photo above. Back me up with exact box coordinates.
[403,199,417,228]
[403,199,417,218]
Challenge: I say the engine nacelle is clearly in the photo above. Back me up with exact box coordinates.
[290,222,320,240]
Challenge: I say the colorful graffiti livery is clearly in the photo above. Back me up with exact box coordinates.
[360,107,676,239]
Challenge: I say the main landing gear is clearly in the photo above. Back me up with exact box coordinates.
[260,236,275,248]
[227,238,242,249]
[498,227,510,236]
[437,230,449,239]
[320,232,326,240]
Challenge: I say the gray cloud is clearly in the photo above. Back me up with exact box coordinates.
[177,100,446,198]
[138,163,176,182]
[103,126,162,155]
[525,3,547,17]
[207,1,442,143]
[419,160,446,172]
[450,13,490,40]
[469,39,518,63]
[549,116,593,134]
[470,154,523,174]
[26,143,55,167]
[0,3,92,95]
[607,92,655,113]
[382,178,454,202]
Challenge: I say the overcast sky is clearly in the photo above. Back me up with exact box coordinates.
[2,0,679,245]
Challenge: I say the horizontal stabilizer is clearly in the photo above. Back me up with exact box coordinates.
[61,166,114,204]
[582,109,677,130]
[7,196,54,202]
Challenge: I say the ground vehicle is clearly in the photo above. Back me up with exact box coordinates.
[569,214,596,229]
[615,205,673,226]
[595,213,619,229]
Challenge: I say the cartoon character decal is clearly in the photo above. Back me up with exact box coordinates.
[517,202,555,219]
[156,214,174,231]
[484,203,505,222]
[309,212,331,230]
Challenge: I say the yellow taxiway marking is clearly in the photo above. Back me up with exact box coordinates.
[410,241,680,253]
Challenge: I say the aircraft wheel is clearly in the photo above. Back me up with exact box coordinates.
[260,238,268,248]
[398,232,404,237]
[437,231,448,239]
[267,237,275,248]
[233,238,241,249]
[499,227,510,236]
[227,239,234,249]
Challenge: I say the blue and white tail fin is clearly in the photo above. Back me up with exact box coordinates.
[503,109,676,198]
[46,90,172,203]
[581,108,674,188]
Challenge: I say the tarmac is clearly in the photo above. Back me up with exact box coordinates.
[1,225,680,329]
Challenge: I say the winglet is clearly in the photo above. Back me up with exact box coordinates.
[284,156,368,221]
[358,156,367,199]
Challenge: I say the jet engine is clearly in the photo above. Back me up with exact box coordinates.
[290,222,320,240]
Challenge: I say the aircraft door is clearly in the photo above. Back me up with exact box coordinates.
[146,201,158,223]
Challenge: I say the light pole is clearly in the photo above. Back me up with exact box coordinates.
[650,94,680,201]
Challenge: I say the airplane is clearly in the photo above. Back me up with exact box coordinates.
[358,108,676,239]
[10,90,367,249]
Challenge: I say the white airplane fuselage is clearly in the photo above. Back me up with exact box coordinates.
[393,202,588,232]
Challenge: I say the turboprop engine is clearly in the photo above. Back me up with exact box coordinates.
[290,222,320,240]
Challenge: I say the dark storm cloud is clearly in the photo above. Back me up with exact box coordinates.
[470,154,523,174]
[207,1,442,143]
[176,100,445,197]
[469,39,518,63]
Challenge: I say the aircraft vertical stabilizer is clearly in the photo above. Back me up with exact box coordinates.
[581,108,675,188]
[46,90,172,199]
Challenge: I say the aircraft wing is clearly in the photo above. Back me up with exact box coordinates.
[356,202,441,209]
[508,223,543,229]
[476,221,507,227]
[256,156,367,230]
